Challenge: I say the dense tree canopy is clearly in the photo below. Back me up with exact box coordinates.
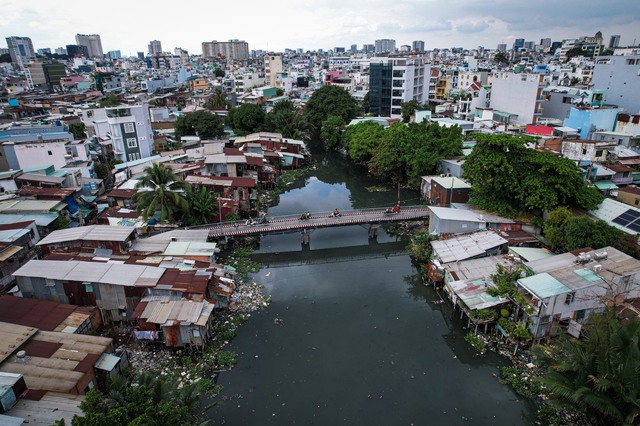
[99,94,121,107]
[342,121,462,186]
[544,207,573,249]
[68,122,87,140]
[174,110,225,140]
[185,186,218,226]
[203,88,228,110]
[320,115,346,148]
[563,217,624,251]
[462,133,603,215]
[304,85,361,134]
[72,372,211,425]
[400,100,422,123]
[533,310,640,426]
[227,103,265,135]
[264,99,309,139]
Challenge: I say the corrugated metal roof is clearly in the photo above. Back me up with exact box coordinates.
[432,231,507,263]
[164,241,217,256]
[518,273,571,299]
[429,206,485,222]
[37,225,134,246]
[139,300,212,326]
[94,353,121,372]
[14,260,165,287]
[0,213,59,227]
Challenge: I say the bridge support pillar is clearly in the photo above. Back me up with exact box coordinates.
[301,229,311,244]
[368,224,379,238]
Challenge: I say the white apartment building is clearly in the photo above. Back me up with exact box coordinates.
[234,72,265,94]
[369,57,430,118]
[592,55,640,114]
[490,72,549,125]
[81,105,154,162]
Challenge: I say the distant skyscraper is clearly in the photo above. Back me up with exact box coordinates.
[523,41,535,51]
[540,38,552,48]
[37,48,51,55]
[334,47,345,53]
[412,40,425,52]
[350,44,357,54]
[5,36,35,69]
[54,47,67,55]
[375,39,396,54]
[363,44,375,54]
[107,50,121,59]
[513,38,525,51]
[550,41,562,54]
[66,44,89,58]
[137,52,145,59]
[75,34,103,57]
[609,35,621,49]
[148,40,162,56]
[497,43,507,52]
[202,39,249,60]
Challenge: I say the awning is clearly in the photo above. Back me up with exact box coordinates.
[594,181,618,190]
[0,245,23,261]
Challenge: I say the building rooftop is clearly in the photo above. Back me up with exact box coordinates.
[590,198,640,235]
[518,273,571,299]
[431,231,507,263]
[0,296,92,333]
[37,225,135,246]
[450,278,506,311]
[14,260,165,287]
[134,299,214,327]
[428,206,486,222]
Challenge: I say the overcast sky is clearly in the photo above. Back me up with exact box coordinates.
[2,0,639,55]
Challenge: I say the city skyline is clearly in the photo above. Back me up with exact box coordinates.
[1,0,639,55]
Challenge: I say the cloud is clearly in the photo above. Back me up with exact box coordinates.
[456,21,490,34]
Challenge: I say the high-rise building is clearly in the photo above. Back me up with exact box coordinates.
[497,43,507,52]
[54,47,67,55]
[609,35,621,49]
[513,38,525,51]
[369,56,429,118]
[540,38,552,48]
[25,60,66,92]
[350,44,357,54]
[202,39,249,61]
[264,53,282,87]
[66,44,89,58]
[148,40,162,56]
[75,34,104,58]
[523,41,535,51]
[107,50,121,59]
[363,44,375,54]
[375,39,396,54]
[37,48,51,55]
[137,52,145,60]
[5,36,35,69]
[334,47,345,53]
[412,40,425,52]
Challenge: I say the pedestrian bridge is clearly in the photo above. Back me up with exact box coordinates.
[202,206,430,239]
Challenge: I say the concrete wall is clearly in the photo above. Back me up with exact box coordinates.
[592,56,640,114]
[490,72,544,125]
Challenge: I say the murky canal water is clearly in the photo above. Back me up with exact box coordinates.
[212,148,533,425]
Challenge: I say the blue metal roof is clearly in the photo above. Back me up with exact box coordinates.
[518,273,571,299]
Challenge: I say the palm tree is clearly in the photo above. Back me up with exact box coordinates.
[204,87,228,110]
[533,310,640,425]
[186,186,218,226]
[134,163,190,222]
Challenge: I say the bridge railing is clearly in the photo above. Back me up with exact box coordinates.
[187,205,429,230]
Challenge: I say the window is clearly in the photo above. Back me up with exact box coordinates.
[48,150,52,155]
[124,123,135,133]
[595,150,603,157]
[565,292,575,305]
[127,138,137,148]
[582,148,587,155]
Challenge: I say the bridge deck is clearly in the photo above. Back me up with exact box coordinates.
[203,207,430,238]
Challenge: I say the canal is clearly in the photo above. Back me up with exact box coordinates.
[212,146,533,425]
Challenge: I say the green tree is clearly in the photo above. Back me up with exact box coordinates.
[533,310,640,425]
[408,231,435,264]
[265,99,309,139]
[494,51,509,65]
[203,88,228,110]
[320,115,346,148]
[276,87,285,97]
[462,133,603,215]
[544,207,573,249]
[400,100,421,123]
[368,122,407,183]
[565,46,587,61]
[342,121,385,163]
[228,103,265,135]
[68,122,87,139]
[174,110,225,140]
[99,94,121,107]
[93,163,110,180]
[563,217,624,251]
[185,186,218,226]
[214,67,225,77]
[134,163,190,222]
[304,85,360,135]
[72,372,212,426]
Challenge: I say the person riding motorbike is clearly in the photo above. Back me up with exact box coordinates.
[300,211,311,220]
[331,208,341,217]
[391,205,401,214]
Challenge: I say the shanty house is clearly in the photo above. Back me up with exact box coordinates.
[36,225,137,256]
[13,260,165,322]
[132,299,215,348]
[517,247,640,339]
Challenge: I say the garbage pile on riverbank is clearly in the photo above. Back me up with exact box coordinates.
[231,282,270,313]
